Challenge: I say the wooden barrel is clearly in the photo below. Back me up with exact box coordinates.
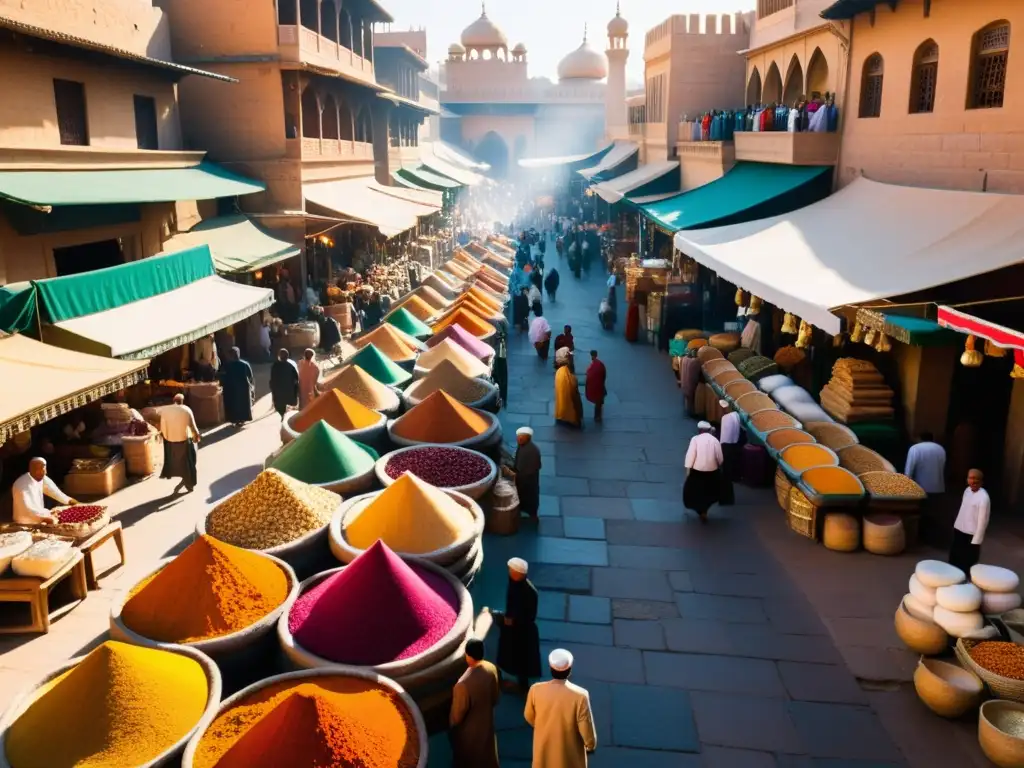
[863,513,905,556]
[823,512,860,552]
[775,467,792,511]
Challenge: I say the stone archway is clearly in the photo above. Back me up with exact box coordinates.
[806,47,829,98]
[474,131,510,179]
[746,67,763,105]
[783,55,804,105]
[764,62,783,104]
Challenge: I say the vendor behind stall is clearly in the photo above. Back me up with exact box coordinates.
[11,457,78,525]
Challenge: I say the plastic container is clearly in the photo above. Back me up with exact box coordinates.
[0,645,222,768]
[374,445,498,500]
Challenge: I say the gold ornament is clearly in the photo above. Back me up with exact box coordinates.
[1012,363,1024,379]
[864,328,877,346]
[875,333,892,353]
[850,322,865,343]
[985,339,1007,358]
[961,335,983,367]
[748,295,762,316]
[781,313,798,334]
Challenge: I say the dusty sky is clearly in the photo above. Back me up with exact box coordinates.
[378,0,756,84]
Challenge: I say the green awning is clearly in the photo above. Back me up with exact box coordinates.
[640,162,833,233]
[160,215,300,274]
[392,171,430,191]
[0,161,264,207]
[854,308,961,347]
[820,0,897,20]
[398,165,462,191]
[0,283,35,334]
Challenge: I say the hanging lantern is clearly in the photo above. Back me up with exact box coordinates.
[734,289,747,307]
[875,333,892,353]
[850,322,865,343]
[781,313,798,335]
[864,327,877,346]
[961,335,983,367]
[985,339,1008,358]
[747,295,762,316]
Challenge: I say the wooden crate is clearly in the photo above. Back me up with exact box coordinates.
[62,458,127,499]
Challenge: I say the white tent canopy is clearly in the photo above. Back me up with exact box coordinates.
[593,161,679,204]
[306,176,440,238]
[579,141,639,181]
[673,176,1024,335]
[420,143,487,186]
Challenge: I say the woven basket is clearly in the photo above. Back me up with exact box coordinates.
[709,332,740,353]
[863,514,905,556]
[49,507,110,541]
[787,487,817,540]
[823,511,860,552]
[63,458,127,499]
[774,467,792,511]
[122,433,161,476]
[956,639,1024,702]
[979,700,1024,767]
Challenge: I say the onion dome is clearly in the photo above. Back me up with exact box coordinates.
[461,6,508,48]
[448,42,466,56]
[608,4,629,37]
[512,42,527,54]
[557,27,609,81]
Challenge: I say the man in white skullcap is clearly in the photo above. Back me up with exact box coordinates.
[683,420,724,523]
[508,426,542,518]
[11,457,77,525]
[718,399,742,484]
[493,557,541,692]
[524,648,597,767]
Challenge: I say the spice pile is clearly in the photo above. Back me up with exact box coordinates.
[270,422,376,485]
[415,338,490,378]
[353,324,424,362]
[766,428,815,452]
[292,390,381,433]
[207,469,340,549]
[967,641,1024,680]
[122,535,289,643]
[820,358,895,423]
[427,323,495,361]
[838,444,894,474]
[858,471,927,500]
[321,364,401,412]
[750,410,799,433]
[406,359,492,404]
[386,306,433,339]
[391,391,492,443]
[780,444,837,472]
[288,540,459,665]
[5,641,208,768]
[54,504,105,524]
[346,343,413,387]
[385,446,491,487]
[431,307,493,338]
[804,422,859,451]
[394,294,439,322]
[346,473,474,553]
[191,677,420,768]
[799,466,864,496]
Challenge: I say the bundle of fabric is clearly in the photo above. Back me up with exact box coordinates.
[820,358,895,423]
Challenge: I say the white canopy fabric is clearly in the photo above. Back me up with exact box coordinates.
[673,176,1024,335]
[374,182,443,208]
[579,142,639,181]
[305,176,440,237]
[519,152,596,169]
[433,141,489,171]
[420,144,486,186]
[593,161,679,204]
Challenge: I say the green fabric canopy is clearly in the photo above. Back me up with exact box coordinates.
[161,215,300,274]
[854,308,962,347]
[820,0,896,20]
[0,161,264,207]
[640,163,832,233]
[0,283,36,334]
[386,307,433,339]
[397,165,462,191]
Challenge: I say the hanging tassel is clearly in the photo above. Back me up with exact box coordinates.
[734,288,746,307]
[1012,363,1024,379]
[781,312,798,334]
[961,335,983,367]
[747,295,762,316]
[850,322,865,343]
[864,327,877,346]
[795,320,812,349]
[875,332,891,353]
[985,339,1007,358]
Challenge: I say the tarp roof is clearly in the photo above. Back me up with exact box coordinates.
[160,215,299,274]
[938,306,1024,351]
[432,141,489,171]
[820,0,894,20]
[641,162,832,232]
[376,181,444,208]
[673,176,1024,335]
[519,144,613,170]
[579,142,639,181]
[305,176,440,238]
[0,161,265,206]
[593,161,679,204]
[397,165,462,190]
[419,144,487,186]
[0,333,148,443]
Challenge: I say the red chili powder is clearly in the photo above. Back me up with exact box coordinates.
[288,540,459,665]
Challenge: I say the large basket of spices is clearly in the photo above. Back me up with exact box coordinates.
[858,471,926,510]
[319,364,402,418]
[197,469,342,577]
[264,422,378,496]
[787,466,865,541]
[352,324,425,369]
[49,504,110,540]
[403,360,500,413]
[763,427,816,461]
[330,475,484,580]
[121,420,162,476]
[724,379,758,403]
[180,668,428,768]
[838,444,896,475]
[734,392,779,418]
[375,445,497,500]
[956,640,1024,702]
[278,541,474,710]
[387,391,501,452]
[804,422,859,452]
[110,537,297,667]
[737,355,780,383]
[747,410,802,445]
[778,444,839,483]
[281,390,388,450]
[0,641,222,768]
[702,359,736,378]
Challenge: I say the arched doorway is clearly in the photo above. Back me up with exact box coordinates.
[474,131,510,178]
[806,47,829,98]
[322,94,340,139]
[764,62,783,104]
[783,55,804,105]
[320,0,338,42]
[300,86,320,139]
[746,67,762,105]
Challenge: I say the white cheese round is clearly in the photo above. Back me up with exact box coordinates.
[971,564,1020,593]
[932,605,984,638]
[903,593,934,622]
[909,573,938,607]
[915,559,966,589]
[935,583,983,613]
[982,591,1023,615]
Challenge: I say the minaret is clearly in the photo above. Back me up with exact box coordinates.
[605,3,629,141]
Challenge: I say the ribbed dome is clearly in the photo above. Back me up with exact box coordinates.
[461,10,507,48]
[558,34,608,81]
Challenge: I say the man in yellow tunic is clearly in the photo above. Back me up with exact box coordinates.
[554,354,583,428]
[524,649,597,768]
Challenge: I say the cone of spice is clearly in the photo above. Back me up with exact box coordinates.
[422,274,460,300]
[346,343,413,387]
[392,294,439,323]
[292,390,382,433]
[391,391,492,443]
[345,473,474,554]
[5,641,209,768]
[320,364,401,412]
[415,338,490,378]
[269,422,376,485]
[432,307,494,338]
[288,540,459,665]
[386,307,433,339]
[190,675,421,768]
[467,286,503,312]
[428,324,495,361]
[446,295,501,321]
[350,325,421,364]
[121,535,290,643]
[406,359,493,404]
[411,284,451,310]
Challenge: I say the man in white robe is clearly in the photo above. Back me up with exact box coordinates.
[524,649,597,768]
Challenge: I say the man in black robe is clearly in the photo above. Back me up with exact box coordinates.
[494,557,541,692]
[509,426,542,517]
[220,346,254,426]
[270,348,300,419]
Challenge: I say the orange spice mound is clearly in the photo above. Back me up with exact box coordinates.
[432,308,493,338]
[352,325,420,362]
[393,295,439,322]
[293,390,381,433]
[392,391,491,443]
[192,678,420,768]
[450,295,500,320]
[467,287,502,312]
[121,535,289,643]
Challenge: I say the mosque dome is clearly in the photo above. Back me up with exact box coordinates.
[608,8,628,38]
[461,8,508,49]
[512,42,527,54]
[449,42,466,55]
[557,32,609,81]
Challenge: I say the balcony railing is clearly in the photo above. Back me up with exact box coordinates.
[278,24,375,87]
[286,137,374,161]
[734,131,840,166]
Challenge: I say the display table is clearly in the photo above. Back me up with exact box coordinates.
[0,552,88,634]
[79,522,126,590]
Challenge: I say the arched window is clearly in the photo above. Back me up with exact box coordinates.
[322,94,340,139]
[806,47,829,98]
[320,0,338,43]
[340,10,353,51]
[746,68,762,105]
[338,98,354,140]
[299,0,317,33]
[909,40,939,114]
[355,107,372,142]
[859,54,884,118]
[783,55,804,105]
[300,87,320,139]
[969,22,1010,109]
[763,62,783,103]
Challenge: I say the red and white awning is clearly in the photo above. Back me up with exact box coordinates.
[937,305,1024,368]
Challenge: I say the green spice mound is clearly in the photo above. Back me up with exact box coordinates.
[270,422,377,484]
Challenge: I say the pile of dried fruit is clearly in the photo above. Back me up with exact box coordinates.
[55,505,105,524]
[968,641,1024,680]
[385,446,491,487]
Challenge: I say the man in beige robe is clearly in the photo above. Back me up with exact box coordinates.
[449,638,500,768]
[524,648,597,768]
[297,348,320,409]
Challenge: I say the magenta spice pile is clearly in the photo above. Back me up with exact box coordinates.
[384,447,491,487]
[56,505,105,524]
[288,540,459,665]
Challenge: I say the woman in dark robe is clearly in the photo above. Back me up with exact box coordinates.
[270,349,300,419]
[494,558,542,691]
[512,288,530,332]
[312,307,342,352]
[544,268,560,302]
[220,347,254,426]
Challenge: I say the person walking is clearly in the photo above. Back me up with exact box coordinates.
[449,638,501,768]
[529,305,552,361]
[297,348,320,409]
[585,350,607,423]
[718,400,743,481]
[513,287,531,333]
[524,649,597,768]
[683,421,725,522]
[555,352,583,428]
[507,426,542,518]
[544,267,560,302]
[492,557,541,693]
[905,432,948,546]
[270,349,300,420]
[949,468,990,573]
[159,393,201,494]
[220,347,255,426]
[554,325,575,355]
